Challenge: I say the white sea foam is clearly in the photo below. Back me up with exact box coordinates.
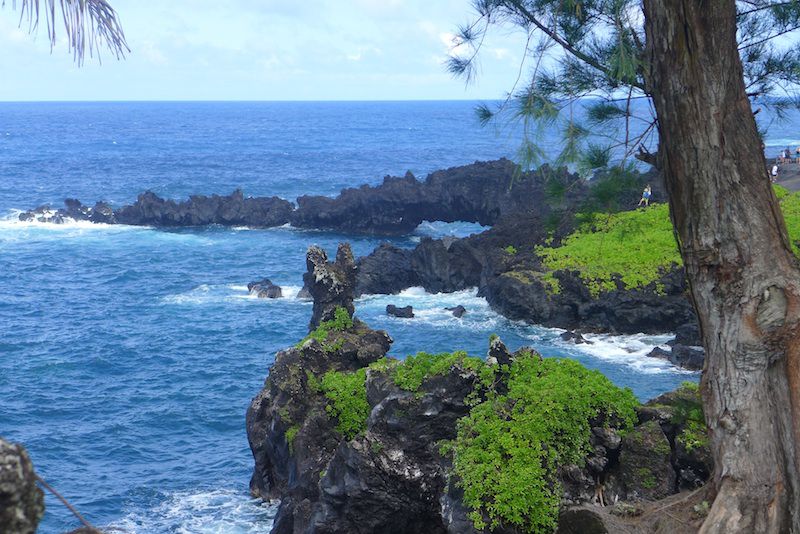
[556,332,684,374]
[358,286,686,373]
[110,488,278,534]
[161,284,306,305]
[357,287,499,330]
[0,210,148,244]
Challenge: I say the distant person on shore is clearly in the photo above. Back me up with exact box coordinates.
[772,163,779,182]
[638,185,652,207]
[794,146,800,163]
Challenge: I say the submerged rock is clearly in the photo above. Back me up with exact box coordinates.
[386,304,414,318]
[247,278,283,299]
[560,331,592,344]
[445,305,467,318]
[0,438,44,534]
[647,344,704,371]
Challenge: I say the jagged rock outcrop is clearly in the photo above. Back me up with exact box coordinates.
[0,438,44,534]
[290,159,570,235]
[247,245,710,534]
[304,244,357,329]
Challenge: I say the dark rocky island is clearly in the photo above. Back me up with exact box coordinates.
[246,244,712,534]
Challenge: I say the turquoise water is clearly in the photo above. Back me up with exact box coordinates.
[4,100,785,532]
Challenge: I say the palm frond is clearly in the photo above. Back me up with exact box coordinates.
[4,0,128,64]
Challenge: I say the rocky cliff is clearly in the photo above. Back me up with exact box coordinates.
[246,244,711,534]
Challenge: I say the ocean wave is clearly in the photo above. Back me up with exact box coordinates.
[161,284,306,305]
[110,488,278,534]
[357,287,684,373]
[557,332,685,375]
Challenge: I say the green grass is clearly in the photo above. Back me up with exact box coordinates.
[450,354,639,533]
[536,203,680,296]
[535,188,800,297]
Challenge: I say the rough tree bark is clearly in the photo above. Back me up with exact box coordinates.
[642,0,800,532]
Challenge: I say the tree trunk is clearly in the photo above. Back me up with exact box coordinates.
[642,1,800,532]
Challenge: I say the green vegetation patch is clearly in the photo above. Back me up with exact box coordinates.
[320,368,370,440]
[285,424,300,452]
[504,245,518,255]
[535,186,800,298]
[536,203,681,297]
[451,355,639,533]
[296,306,354,352]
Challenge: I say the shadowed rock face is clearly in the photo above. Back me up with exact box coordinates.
[0,438,44,534]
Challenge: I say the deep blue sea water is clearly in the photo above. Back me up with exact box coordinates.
[1,101,794,533]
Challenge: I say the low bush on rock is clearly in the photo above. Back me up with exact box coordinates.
[449,354,639,533]
[320,368,370,440]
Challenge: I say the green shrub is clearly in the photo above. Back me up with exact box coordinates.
[296,306,354,352]
[320,368,369,440]
[451,355,639,533]
[504,245,518,255]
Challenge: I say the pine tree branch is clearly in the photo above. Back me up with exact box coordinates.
[502,0,647,91]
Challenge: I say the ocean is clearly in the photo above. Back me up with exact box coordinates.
[0,100,791,533]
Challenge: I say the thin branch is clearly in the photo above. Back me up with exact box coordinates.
[738,21,800,50]
[503,0,647,91]
[35,474,102,533]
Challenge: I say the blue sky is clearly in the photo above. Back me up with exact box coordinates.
[0,0,529,101]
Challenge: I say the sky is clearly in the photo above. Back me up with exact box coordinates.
[0,0,530,101]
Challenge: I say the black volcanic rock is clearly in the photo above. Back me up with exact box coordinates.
[356,243,419,296]
[247,245,710,534]
[114,189,293,227]
[247,278,283,299]
[386,305,414,318]
[290,160,581,235]
[446,305,467,318]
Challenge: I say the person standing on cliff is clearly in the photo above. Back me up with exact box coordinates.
[638,185,652,207]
